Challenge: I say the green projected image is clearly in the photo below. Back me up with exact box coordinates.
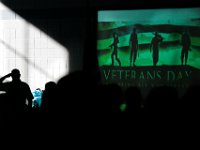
[97,8,200,69]
[97,8,200,89]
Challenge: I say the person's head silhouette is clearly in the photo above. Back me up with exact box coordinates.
[11,69,21,81]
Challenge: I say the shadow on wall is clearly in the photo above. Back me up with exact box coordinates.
[0,3,69,90]
[1,0,88,72]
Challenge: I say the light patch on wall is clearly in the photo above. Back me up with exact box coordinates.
[0,3,69,91]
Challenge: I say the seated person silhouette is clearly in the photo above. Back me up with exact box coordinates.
[0,69,33,112]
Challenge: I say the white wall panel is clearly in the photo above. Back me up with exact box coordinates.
[0,3,69,91]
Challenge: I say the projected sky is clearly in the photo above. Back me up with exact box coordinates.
[97,8,200,69]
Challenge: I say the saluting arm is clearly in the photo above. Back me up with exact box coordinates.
[0,73,12,83]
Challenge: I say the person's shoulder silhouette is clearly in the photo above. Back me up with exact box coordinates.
[0,69,33,112]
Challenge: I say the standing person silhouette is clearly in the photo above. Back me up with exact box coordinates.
[0,69,33,112]
[130,28,138,67]
[181,29,191,66]
[150,32,163,66]
[41,81,57,112]
[110,32,121,67]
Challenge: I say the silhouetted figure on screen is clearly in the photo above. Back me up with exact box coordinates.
[0,69,33,113]
[150,32,163,66]
[110,32,121,67]
[181,30,191,66]
[130,28,138,66]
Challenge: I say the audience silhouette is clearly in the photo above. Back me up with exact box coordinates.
[0,68,199,130]
[0,69,33,127]
[41,81,57,113]
[180,85,200,116]
[125,86,143,114]
[144,86,179,122]
[0,69,33,113]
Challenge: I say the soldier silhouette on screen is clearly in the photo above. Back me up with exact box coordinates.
[109,32,121,67]
[181,29,191,66]
[150,32,163,66]
[129,28,138,67]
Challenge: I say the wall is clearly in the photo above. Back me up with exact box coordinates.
[0,3,69,90]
